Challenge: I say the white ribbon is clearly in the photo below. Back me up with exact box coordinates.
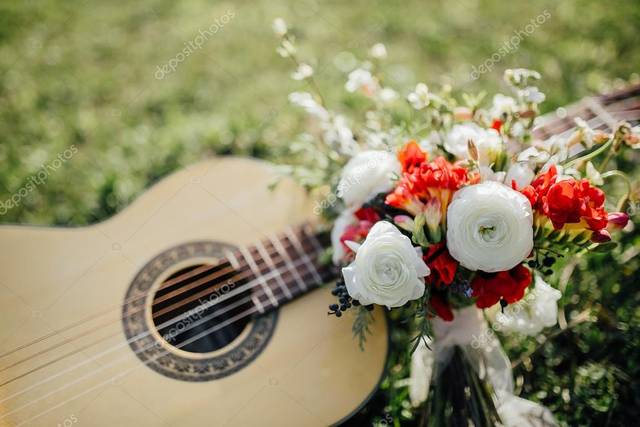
[409,306,557,427]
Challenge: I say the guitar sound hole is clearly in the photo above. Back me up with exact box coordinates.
[150,264,252,354]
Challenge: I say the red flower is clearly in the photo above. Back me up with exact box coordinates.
[522,165,608,231]
[338,208,381,259]
[471,264,532,308]
[398,140,427,174]
[386,142,470,218]
[430,294,454,321]
[353,207,380,223]
[491,119,503,132]
[423,242,458,287]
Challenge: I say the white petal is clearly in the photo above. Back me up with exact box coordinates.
[344,240,361,253]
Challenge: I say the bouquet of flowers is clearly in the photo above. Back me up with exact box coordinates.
[273,18,638,426]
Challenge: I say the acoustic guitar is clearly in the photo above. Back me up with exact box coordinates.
[0,157,388,427]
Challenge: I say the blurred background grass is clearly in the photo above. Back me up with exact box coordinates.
[1,0,639,425]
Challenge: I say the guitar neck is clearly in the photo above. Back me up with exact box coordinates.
[223,222,335,314]
[533,84,640,140]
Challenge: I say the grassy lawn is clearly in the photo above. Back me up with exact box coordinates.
[1,0,639,425]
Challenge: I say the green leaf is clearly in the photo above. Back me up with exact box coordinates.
[352,305,374,351]
[591,242,618,253]
[412,213,430,247]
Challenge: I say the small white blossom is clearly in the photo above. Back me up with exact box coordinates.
[323,115,358,155]
[495,275,561,336]
[586,161,604,185]
[445,123,503,164]
[407,83,430,110]
[276,39,296,58]
[291,63,314,80]
[288,92,328,120]
[491,94,517,118]
[505,68,541,87]
[377,87,398,104]
[574,117,595,148]
[345,68,379,95]
[519,86,546,104]
[505,162,535,189]
[369,43,387,59]
[272,18,288,37]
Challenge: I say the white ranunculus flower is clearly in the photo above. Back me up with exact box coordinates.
[342,221,430,308]
[331,209,356,265]
[494,275,561,336]
[337,150,400,207]
[446,181,533,272]
[445,123,503,164]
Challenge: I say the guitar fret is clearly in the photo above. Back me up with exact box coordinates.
[284,227,323,284]
[585,97,618,130]
[301,223,324,253]
[223,249,266,314]
[255,241,293,300]
[239,247,279,308]
[268,234,308,292]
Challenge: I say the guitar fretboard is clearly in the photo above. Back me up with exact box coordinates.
[533,84,640,140]
[221,223,334,315]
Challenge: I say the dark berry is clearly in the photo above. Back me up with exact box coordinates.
[335,311,342,317]
[543,257,555,267]
[329,304,339,311]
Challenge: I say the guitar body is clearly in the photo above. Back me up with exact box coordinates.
[0,157,389,427]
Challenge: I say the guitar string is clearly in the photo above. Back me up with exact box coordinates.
[0,224,320,361]
[0,257,324,414]
[0,247,325,405]
[0,224,315,359]
[0,240,324,388]
[0,236,304,372]
[11,292,297,427]
[3,267,320,424]
[0,251,322,388]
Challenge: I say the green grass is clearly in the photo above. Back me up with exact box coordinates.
[1,0,639,425]
[2,0,639,225]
